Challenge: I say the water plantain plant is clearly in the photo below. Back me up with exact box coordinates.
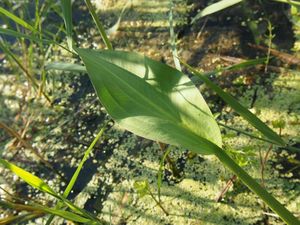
[0,0,299,224]
[74,48,299,225]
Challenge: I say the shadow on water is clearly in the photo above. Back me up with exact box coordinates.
[95,182,265,225]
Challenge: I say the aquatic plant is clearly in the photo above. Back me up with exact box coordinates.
[0,0,299,224]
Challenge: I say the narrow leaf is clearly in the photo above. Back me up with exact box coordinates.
[190,57,268,85]
[63,127,105,197]
[157,147,172,201]
[60,0,73,50]
[76,49,222,155]
[85,0,113,49]
[0,213,41,224]
[169,0,181,71]
[0,6,35,32]
[105,0,131,36]
[225,57,268,70]
[46,127,105,225]
[0,159,100,222]
[191,0,243,23]
[272,0,300,6]
[0,159,58,197]
[181,61,285,146]
[0,200,91,223]
[0,28,52,45]
[46,62,86,72]
[0,28,72,53]
[33,204,91,223]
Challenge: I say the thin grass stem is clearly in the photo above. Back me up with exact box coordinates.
[213,147,299,225]
[218,122,278,145]
[169,0,181,71]
[85,0,113,50]
[0,121,64,180]
[157,146,172,202]
[0,39,51,103]
[46,126,106,225]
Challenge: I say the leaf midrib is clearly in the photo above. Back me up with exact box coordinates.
[96,59,219,147]
[90,55,180,122]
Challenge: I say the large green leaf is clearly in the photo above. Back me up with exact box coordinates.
[76,49,222,155]
[191,0,243,23]
[181,61,285,146]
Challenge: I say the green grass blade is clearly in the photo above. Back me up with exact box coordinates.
[60,0,73,50]
[0,159,101,223]
[0,28,73,54]
[213,147,299,225]
[225,57,268,70]
[63,127,105,197]
[272,0,300,6]
[46,62,86,72]
[218,122,278,145]
[0,159,58,197]
[0,212,41,224]
[0,200,92,223]
[169,0,181,71]
[0,28,52,44]
[46,127,105,225]
[105,0,130,36]
[33,204,91,223]
[181,60,285,146]
[34,0,40,30]
[0,6,35,32]
[0,38,52,103]
[85,0,113,50]
[191,0,243,23]
[157,146,172,202]
[190,57,267,85]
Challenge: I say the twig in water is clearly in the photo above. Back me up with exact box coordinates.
[215,175,237,202]
[0,121,66,181]
[197,17,208,39]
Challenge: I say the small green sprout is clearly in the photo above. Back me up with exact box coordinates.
[133,180,169,216]
[226,146,255,167]
[272,119,286,129]
[133,180,149,198]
